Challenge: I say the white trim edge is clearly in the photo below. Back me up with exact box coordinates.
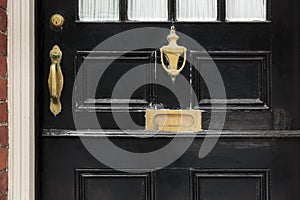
[8,0,35,200]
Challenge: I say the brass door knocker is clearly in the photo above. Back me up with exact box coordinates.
[160,26,187,82]
[48,45,64,116]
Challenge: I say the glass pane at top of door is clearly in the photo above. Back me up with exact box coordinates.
[78,0,119,21]
[226,0,267,21]
[176,0,218,21]
[127,0,168,21]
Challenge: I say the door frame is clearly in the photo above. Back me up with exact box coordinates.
[8,0,35,200]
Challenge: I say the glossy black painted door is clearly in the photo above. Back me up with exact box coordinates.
[36,0,300,199]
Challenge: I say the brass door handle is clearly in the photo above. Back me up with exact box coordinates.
[48,45,64,116]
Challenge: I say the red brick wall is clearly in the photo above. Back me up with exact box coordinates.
[0,0,7,199]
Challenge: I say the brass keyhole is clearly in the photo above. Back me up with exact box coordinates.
[50,14,64,28]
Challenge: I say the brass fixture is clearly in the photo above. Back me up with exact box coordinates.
[48,45,64,116]
[146,110,202,132]
[50,14,65,28]
[160,26,187,82]
[146,26,202,133]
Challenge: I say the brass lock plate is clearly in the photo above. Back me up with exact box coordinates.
[50,14,64,28]
[146,109,202,132]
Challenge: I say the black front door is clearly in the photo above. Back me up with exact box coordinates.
[36,0,300,199]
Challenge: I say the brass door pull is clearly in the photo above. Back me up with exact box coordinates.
[48,45,64,116]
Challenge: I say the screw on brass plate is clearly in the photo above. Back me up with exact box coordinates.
[50,14,65,29]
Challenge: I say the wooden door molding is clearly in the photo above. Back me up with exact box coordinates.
[8,0,35,200]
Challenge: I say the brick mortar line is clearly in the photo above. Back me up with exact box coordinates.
[0,192,7,199]
[0,192,7,198]
[0,7,6,12]
[0,168,7,173]
[0,30,7,35]
[0,145,7,150]
[0,145,8,151]
[0,122,7,126]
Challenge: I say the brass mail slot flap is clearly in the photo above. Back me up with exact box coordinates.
[145,109,202,132]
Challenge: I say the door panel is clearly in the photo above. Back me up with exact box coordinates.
[193,171,268,200]
[40,134,300,200]
[40,0,276,130]
[75,51,153,110]
[41,22,274,129]
[36,0,300,199]
[76,170,151,200]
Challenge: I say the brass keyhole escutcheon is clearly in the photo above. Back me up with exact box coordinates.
[50,14,64,28]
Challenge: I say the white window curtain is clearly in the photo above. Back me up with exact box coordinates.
[226,0,267,21]
[78,0,119,21]
[127,0,168,21]
[177,0,218,21]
